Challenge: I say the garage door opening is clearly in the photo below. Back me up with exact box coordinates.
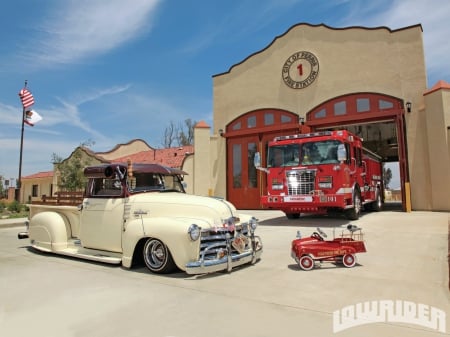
[306,93,409,212]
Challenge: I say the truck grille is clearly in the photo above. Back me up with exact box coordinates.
[286,169,316,195]
[198,224,250,261]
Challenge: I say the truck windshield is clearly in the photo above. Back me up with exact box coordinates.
[128,173,185,193]
[267,140,341,167]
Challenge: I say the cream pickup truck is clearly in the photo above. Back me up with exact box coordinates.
[18,163,263,274]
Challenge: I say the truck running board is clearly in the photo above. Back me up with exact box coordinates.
[57,246,122,265]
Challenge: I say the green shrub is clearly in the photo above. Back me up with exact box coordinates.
[7,200,22,213]
[0,201,5,212]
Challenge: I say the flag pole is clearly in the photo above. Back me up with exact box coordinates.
[16,80,27,202]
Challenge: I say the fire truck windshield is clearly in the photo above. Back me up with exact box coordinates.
[267,140,341,167]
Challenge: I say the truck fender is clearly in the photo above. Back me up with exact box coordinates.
[29,211,71,252]
[122,217,203,271]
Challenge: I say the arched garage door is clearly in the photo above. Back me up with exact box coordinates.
[305,92,410,211]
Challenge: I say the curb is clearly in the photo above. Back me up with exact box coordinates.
[0,218,27,229]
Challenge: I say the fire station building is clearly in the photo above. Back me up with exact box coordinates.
[188,23,450,212]
[21,23,449,213]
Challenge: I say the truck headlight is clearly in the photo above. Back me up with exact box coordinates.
[188,224,201,241]
[249,217,258,231]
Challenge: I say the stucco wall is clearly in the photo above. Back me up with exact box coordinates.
[96,139,153,160]
[423,88,450,210]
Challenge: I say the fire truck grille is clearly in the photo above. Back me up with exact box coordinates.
[286,169,316,195]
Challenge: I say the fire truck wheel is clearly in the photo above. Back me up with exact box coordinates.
[298,255,315,271]
[345,190,361,220]
[342,254,357,268]
[371,189,383,212]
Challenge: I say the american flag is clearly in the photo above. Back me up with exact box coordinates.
[18,88,35,108]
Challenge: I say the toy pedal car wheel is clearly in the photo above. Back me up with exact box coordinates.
[298,255,315,271]
[342,254,356,268]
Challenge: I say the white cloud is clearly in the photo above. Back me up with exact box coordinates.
[338,0,450,84]
[21,0,161,67]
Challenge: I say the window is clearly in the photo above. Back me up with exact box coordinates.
[334,101,347,116]
[233,144,242,188]
[264,113,274,126]
[247,116,256,128]
[357,98,370,112]
[379,100,394,109]
[281,115,292,123]
[32,185,38,197]
[247,143,257,188]
[355,147,362,166]
[314,109,326,119]
[267,144,300,167]
[232,122,241,131]
[93,178,122,196]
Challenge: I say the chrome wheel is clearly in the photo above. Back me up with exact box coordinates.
[143,238,176,273]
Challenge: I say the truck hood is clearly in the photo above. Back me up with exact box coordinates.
[128,192,248,228]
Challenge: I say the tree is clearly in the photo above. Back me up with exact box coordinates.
[383,166,393,189]
[52,140,95,191]
[162,119,196,147]
[0,175,4,199]
[162,121,176,148]
[178,118,195,146]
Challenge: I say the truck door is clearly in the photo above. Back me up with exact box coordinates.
[79,178,124,252]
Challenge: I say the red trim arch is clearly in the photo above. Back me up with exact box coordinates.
[224,108,301,138]
[306,92,405,127]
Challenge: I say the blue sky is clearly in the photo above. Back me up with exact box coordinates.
[1,0,449,188]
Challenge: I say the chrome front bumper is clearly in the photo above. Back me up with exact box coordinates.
[185,235,263,275]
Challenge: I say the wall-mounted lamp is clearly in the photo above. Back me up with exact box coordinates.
[299,117,305,125]
[218,129,224,137]
[406,101,412,113]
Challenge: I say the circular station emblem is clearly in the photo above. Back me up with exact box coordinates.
[282,51,319,89]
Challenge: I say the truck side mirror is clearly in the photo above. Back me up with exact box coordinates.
[254,152,261,168]
[253,152,269,174]
[337,144,347,162]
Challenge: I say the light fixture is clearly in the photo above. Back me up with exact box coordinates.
[218,129,224,137]
[406,101,412,113]
[299,117,305,125]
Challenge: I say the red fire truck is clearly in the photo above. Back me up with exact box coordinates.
[257,130,383,220]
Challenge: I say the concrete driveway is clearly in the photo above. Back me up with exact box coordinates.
[0,207,448,337]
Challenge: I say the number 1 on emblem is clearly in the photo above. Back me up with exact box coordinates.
[297,64,303,76]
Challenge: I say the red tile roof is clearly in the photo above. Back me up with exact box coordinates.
[22,171,54,179]
[112,145,194,168]
[424,80,450,95]
[195,120,210,128]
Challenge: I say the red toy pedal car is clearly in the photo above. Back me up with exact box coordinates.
[291,225,366,270]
